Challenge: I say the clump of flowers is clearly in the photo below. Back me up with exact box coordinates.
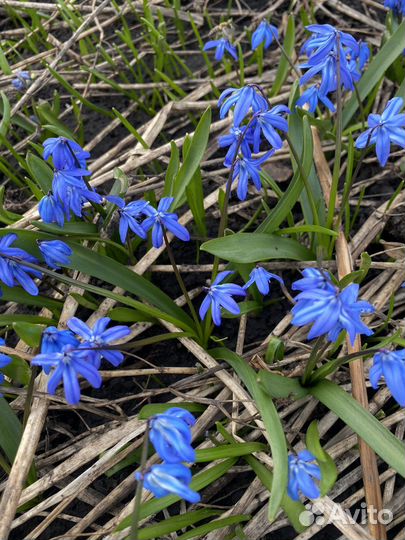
[291,268,375,345]
[31,317,131,404]
[135,408,200,503]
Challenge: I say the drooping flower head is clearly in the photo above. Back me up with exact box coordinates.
[12,71,31,91]
[218,125,253,167]
[67,316,131,368]
[288,450,321,501]
[149,407,196,463]
[203,38,238,61]
[136,463,200,503]
[0,233,42,296]
[199,271,246,326]
[142,197,190,249]
[251,20,279,50]
[355,97,405,167]
[251,105,290,153]
[43,137,90,170]
[244,266,284,296]
[385,0,405,15]
[218,85,268,127]
[296,85,336,113]
[232,150,274,201]
[38,240,72,269]
[39,192,66,228]
[370,349,405,407]
[291,270,374,345]
[111,197,150,244]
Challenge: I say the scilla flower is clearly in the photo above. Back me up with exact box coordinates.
[142,197,190,249]
[288,450,321,501]
[251,20,278,50]
[0,233,42,296]
[370,349,405,407]
[296,85,336,113]
[12,71,31,91]
[149,408,196,463]
[252,105,290,153]
[291,274,374,345]
[219,85,268,127]
[32,344,102,405]
[136,464,200,503]
[112,198,150,244]
[39,192,65,228]
[0,338,12,392]
[203,38,237,61]
[67,317,131,368]
[199,271,246,326]
[355,97,405,167]
[232,150,274,201]
[43,137,90,170]
[38,240,72,269]
[244,266,284,296]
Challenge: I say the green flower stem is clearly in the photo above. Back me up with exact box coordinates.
[129,421,150,540]
[302,337,326,385]
[162,229,202,340]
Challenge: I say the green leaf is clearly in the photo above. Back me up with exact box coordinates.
[2,355,31,386]
[0,398,22,473]
[196,442,267,462]
[34,221,99,236]
[270,14,295,97]
[258,371,309,400]
[211,348,288,521]
[0,185,20,224]
[136,509,221,540]
[0,314,55,325]
[265,337,285,364]
[172,107,211,208]
[343,20,405,128]
[177,515,250,540]
[0,286,61,313]
[0,47,12,75]
[12,323,45,348]
[275,225,338,237]
[0,92,11,138]
[185,157,207,237]
[201,233,313,263]
[138,402,205,419]
[163,141,180,197]
[309,380,405,477]
[26,152,53,194]
[107,307,156,323]
[305,421,337,495]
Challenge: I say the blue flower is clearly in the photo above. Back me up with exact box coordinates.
[0,338,12,392]
[32,345,102,405]
[252,105,290,153]
[219,85,268,127]
[39,192,66,228]
[199,271,246,326]
[251,20,278,50]
[288,450,321,501]
[12,71,31,91]
[385,0,405,15]
[142,197,190,249]
[40,326,79,374]
[302,24,359,64]
[38,240,72,269]
[300,51,358,94]
[355,97,405,167]
[136,463,200,503]
[0,233,42,296]
[232,150,274,201]
[370,349,405,407]
[291,268,336,293]
[114,198,150,243]
[43,137,90,170]
[296,85,336,113]
[150,408,196,463]
[203,38,237,61]
[218,126,253,167]
[244,266,284,295]
[67,316,131,368]
[291,276,374,345]
[52,167,92,199]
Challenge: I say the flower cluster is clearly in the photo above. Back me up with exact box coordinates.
[31,317,130,404]
[355,97,405,167]
[0,233,72,297]
[297,25,369,113]
[288,450,321,501]
[112,196,190,248]
[370,349,405,407]
[218,84,290,200]
[39,137,102,227]
[291,268,374,345]
[136,408,200,503]
[12,71,31,91]
[199,267,283,326]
